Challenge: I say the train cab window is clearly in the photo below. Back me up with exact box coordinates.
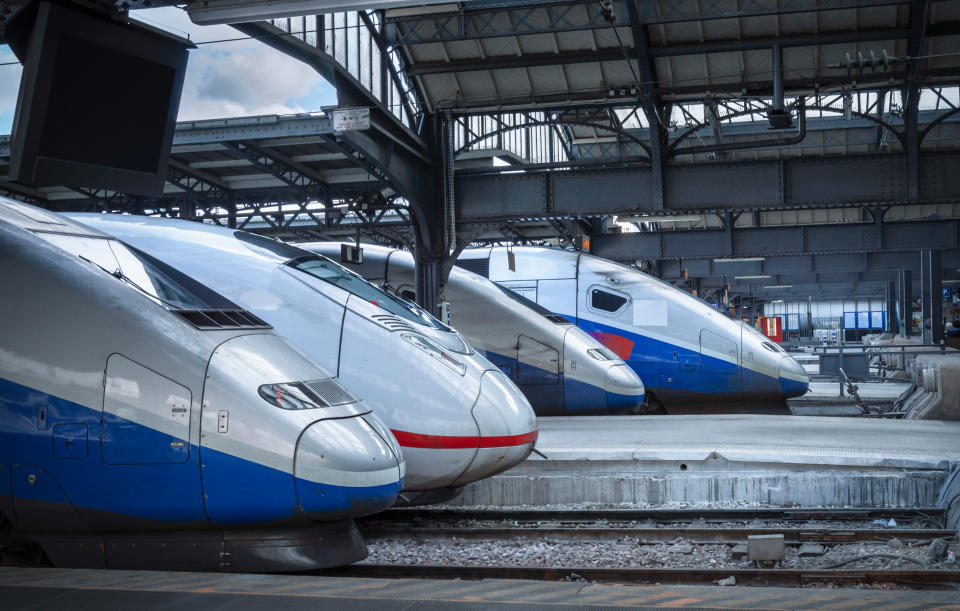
[36,232,238,311]
[590,288,628,314]
[288,254,448,331]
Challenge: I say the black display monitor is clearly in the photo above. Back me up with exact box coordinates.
[7,2,192,196]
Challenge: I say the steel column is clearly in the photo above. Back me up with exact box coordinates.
[899,269,913,337]
[920,249,943,343]
[886,281,897,333]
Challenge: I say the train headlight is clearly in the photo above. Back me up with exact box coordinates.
[587,348,616,361]
[258,382,324,410]
[401,332,466,376]
[257,379,358,410]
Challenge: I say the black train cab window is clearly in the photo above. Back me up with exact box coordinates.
[591,288,628,313]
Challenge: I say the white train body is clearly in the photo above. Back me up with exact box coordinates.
[302,243,645,416]
[69,214,537,497]
[458,247,810,413]
[0,198,404,571]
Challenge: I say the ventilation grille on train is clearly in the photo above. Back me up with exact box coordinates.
[456,258,489,278]
[545,314,573,325]
[304,378,357,406]
[174,309,271,330]
[371,313,416,333]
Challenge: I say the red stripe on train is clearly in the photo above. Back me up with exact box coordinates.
[390,430,539,450]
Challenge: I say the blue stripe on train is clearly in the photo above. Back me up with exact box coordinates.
[485,350,643,414]
[572,317,793,401]
[0,376,400,527]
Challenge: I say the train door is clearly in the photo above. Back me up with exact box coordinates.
[102,354,192,465]
[516,335,564,416]
[699,329,741,399]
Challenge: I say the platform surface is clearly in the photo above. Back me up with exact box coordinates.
[801,380,911,401]
[532,414,960,467]
[2,567,958,610]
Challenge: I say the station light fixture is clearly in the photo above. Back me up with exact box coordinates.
[713,256,766,263]
[734,275,772,280]
[619,214,703,223]
[764,285,793,289]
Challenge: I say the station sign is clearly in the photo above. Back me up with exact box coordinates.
[943,287,953,299]
[332,107,370,132]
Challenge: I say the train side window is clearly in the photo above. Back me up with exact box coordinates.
[589,287,628,314]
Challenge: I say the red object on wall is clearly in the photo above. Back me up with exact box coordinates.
[758,316,783,343]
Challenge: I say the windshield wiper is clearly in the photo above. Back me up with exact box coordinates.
[78,254,184,311]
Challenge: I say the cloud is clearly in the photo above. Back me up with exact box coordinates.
[190,45,324,110]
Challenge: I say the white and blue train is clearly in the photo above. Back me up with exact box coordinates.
[458,247,810,413]
[69,213,538,505]
[302,243,646,417]
[0,198,404,571]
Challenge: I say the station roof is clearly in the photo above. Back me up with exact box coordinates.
[383,0,960,113]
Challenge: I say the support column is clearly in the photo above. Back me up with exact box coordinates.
[920,249,943,343]
[413,113,447,317]
[898,269,913,337]
[415,255,441,318]
[885,281,897,334]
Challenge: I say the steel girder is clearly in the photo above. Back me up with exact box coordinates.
[381,0,910,47]
[592,218,960,261]
[659,250,960,280]
[454,150,960,221]
[400,23,959,77]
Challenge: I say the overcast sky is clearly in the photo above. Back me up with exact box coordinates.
[0,6,337,134]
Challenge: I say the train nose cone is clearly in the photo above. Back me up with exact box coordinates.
[454,370,538,486]
[295,413,403,520]
[778,355,810,398]
[604,363,646,411]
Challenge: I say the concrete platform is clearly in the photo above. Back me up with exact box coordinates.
[452,415,960,508]
[790,380,912,405]
[2,567,958,610]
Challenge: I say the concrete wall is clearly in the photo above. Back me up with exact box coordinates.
[903,354,960,420]
[453,456,950,509]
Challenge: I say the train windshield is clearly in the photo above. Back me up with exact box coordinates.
[493,282,557,317]
[289,255,445,329]
[37,232,240,311]
[741,321,787,353]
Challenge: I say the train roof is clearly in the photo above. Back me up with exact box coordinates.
[68,213,316,265]
[0,196,109,239]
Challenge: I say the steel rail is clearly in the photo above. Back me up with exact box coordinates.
[360,525,956,545]
[367,507,945,525]
[320,564,960,588]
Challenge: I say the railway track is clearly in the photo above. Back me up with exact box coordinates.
[350,507,958,589]
[360,507,949,546]
[361,524,956,546]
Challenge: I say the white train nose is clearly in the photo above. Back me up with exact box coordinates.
[454,370,538,486]
[295,414,403,520]
[778,355,810,398]
[604,363,646,410]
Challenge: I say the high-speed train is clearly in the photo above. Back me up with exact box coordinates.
[458,247,810,414]
[68,213,538,505]
[0,198,404,572]
[303,243,646,416]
